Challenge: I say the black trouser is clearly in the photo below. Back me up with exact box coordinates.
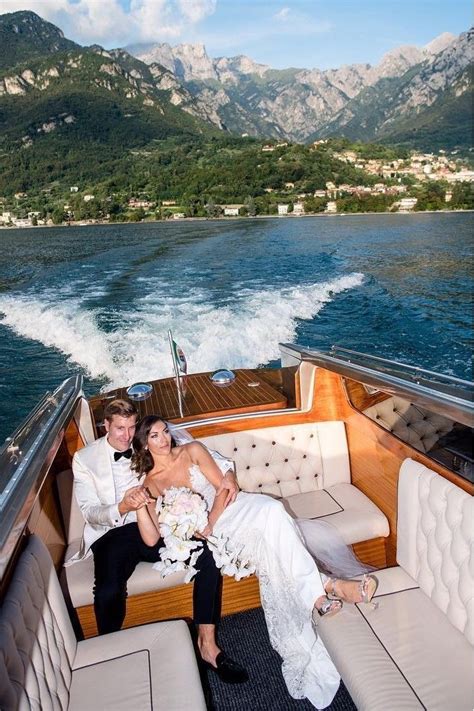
[91,522,222,635]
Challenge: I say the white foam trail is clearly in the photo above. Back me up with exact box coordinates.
[0,295,121,381]
[0,273,364,387]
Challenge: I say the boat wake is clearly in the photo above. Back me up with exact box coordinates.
[0,273,364,387]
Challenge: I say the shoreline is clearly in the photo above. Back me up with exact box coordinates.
[0,208,472,230]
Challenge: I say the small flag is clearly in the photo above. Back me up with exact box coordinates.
[172,339,187,375]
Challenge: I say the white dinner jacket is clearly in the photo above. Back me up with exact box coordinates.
[69,435,140,562]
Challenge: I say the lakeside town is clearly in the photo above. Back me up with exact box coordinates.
[1,142,473,228]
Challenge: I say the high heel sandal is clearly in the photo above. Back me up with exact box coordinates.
[315,596,343,618]
[360,574,378,604]
[326,574,379,605]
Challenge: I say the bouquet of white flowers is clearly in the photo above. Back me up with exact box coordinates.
[152,487,208,583]
[152,486,255,582]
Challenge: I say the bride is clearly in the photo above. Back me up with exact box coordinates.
[132,416,377,709]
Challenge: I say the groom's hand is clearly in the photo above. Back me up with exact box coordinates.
[119,485,151,514]
[216,471,239,506]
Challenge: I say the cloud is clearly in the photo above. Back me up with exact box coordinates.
[2,0,217,46]
[274,7,290,21]
[177,0,216,23]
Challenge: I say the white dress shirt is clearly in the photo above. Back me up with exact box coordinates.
[105,439,140,524]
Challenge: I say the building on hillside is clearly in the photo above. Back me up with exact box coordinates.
[325,201,337,213]
[398,198,418,212]
[83,194,95,202]
[14,192,27,199]
[313,190,327,198]
[445,170,474,183]
[293,201,305,216]
[222,205,243,216]
[162,200,177,206]
[284,182,295,189]
[70,186,79,193]
[12,217,32,227]
[172,212,185,219]
[445,191,453,203]
[277,204,289,216]
[128,198,155,209]
[0,212,13,223]
[262,145,275,152]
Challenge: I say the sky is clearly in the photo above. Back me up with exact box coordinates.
[1,0,471,69]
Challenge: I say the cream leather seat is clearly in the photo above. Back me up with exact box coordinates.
[0,535,206,711]
[316,459,474,711]
[363,396,453,453]
[201,421,389,545]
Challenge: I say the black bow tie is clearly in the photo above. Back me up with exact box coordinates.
[114,448,132,461]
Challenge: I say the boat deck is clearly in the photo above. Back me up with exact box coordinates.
[89,369,288,427]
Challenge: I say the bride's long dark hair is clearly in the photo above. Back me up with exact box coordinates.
[131,415,177,477]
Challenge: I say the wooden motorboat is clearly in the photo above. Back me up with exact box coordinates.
[0,343,472,710]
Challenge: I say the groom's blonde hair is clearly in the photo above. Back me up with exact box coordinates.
[103,398,138,422]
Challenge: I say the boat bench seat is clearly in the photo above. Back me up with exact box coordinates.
[200,421,389,545]
[363,395,454,454]
[0,535,206,711]
[59,420,389,610]
[317,459,474,711]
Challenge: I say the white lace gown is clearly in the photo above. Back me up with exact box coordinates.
[189,465,341,709]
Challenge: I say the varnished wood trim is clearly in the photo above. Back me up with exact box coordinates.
[317,370,473,566]
[76,575,262,638]
[345,379,392,411]
[352,537,387,569]
[64,418,86,458]
[90,369,287,427]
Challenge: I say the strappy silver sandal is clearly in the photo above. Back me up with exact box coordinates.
[326,574,379,605]
[315,596,343,618]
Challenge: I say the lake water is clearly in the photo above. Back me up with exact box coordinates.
[0,212,472,441]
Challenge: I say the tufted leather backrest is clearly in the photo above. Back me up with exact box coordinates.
[0,535,77,710]
[397,459,473,644]
[56,468,85,544]
[363,396,453,453]
[200,421,351,497]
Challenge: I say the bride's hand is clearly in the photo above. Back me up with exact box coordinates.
[197,524,213,539]
[216,471,239,506]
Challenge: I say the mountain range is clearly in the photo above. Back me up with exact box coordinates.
[0,8,471,192]
[127,30,472,147]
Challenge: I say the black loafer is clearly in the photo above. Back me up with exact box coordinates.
[205,651,249,684]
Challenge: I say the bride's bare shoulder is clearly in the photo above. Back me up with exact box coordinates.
[181,440,206,459]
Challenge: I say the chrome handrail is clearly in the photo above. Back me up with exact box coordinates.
[279,343,474,427]
[330,346,473,387]
[0,375,83,576]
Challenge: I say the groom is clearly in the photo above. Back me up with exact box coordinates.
[71,398,248,683]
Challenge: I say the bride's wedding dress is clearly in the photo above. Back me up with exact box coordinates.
[188,464,341,709]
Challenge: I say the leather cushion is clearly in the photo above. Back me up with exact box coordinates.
[317,567,474,711]
[70,620,206,711]
[282,483,389,544]
[63,539,187,608]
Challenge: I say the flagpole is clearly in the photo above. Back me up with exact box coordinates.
[168,329,184,418]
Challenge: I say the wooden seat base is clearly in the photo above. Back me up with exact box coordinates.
[76,575,262,638]
[75,538,386,638]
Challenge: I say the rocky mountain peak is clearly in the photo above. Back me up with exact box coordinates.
[0,9,78,71]
[126,42,217,81]
[214,54,270,81]
[424,32,456,55]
